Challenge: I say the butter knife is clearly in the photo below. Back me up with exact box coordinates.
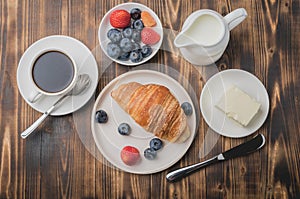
[166,134,265,182]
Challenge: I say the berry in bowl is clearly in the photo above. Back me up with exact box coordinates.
[98,2,163,66]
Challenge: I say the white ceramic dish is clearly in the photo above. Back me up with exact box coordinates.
[91,70,196,174]
[200,69,269,138]
[98,2,163,66]
[17,35,98,116]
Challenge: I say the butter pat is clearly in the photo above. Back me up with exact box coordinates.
[216,86,261,126]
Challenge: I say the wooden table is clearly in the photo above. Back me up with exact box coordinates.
[1,0,299,198]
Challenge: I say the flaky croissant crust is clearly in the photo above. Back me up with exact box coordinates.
[111,82,190,143]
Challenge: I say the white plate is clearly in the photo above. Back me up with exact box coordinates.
[17,35,98,116]
[200,69,269,138]
[98,2,163,66]
[91,70,196,174]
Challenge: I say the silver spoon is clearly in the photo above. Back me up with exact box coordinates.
[21,74,91,139]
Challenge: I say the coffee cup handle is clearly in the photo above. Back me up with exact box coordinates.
[28,90,43,103]
[224,8,248,31]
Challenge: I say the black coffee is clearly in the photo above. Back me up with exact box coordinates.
[32,51,74,93]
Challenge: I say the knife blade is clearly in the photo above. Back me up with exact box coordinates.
[166,133,265,182]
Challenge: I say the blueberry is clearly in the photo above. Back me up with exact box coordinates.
[144,148,157,160]
[130,8,141,20]
[129,50,143,63]
[107,43,121,59]
[181,102,193,116]
[133,19,144,30]
[119,38,132,52]
[95,110,108,123]
[107,28,122,43]
[132,30,141,42]
[118,51,130,61]
[118,123,131,135]
[122,27,133,39]
[141,45,152,58]
[132,42,141,51]
[150,138,163,151]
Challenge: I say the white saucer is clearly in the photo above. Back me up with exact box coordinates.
[200,69,269,138]
[17,35,98,116]
[91,70,197,174]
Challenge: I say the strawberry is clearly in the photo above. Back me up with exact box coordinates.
[141,11,156,27]
[110,10,131,28]
[141,28,161,45]
[120,146,140,166]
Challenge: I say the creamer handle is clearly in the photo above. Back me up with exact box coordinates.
[224,8,248,31]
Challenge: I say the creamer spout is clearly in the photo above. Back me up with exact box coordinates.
[174,32,195,48]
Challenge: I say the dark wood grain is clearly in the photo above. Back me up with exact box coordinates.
[0,0,299,198]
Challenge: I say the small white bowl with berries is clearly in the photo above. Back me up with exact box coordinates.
[98,2,163,66]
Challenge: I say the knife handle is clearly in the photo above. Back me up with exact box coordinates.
[166,155,221,182]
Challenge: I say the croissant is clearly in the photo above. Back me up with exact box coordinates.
[111,82,190,143]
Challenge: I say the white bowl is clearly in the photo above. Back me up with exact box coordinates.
[98,2,163,66]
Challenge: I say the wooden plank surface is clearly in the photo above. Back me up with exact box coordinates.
[0,0,299,198]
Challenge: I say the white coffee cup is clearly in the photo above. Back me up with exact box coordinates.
[28,48,78,103]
